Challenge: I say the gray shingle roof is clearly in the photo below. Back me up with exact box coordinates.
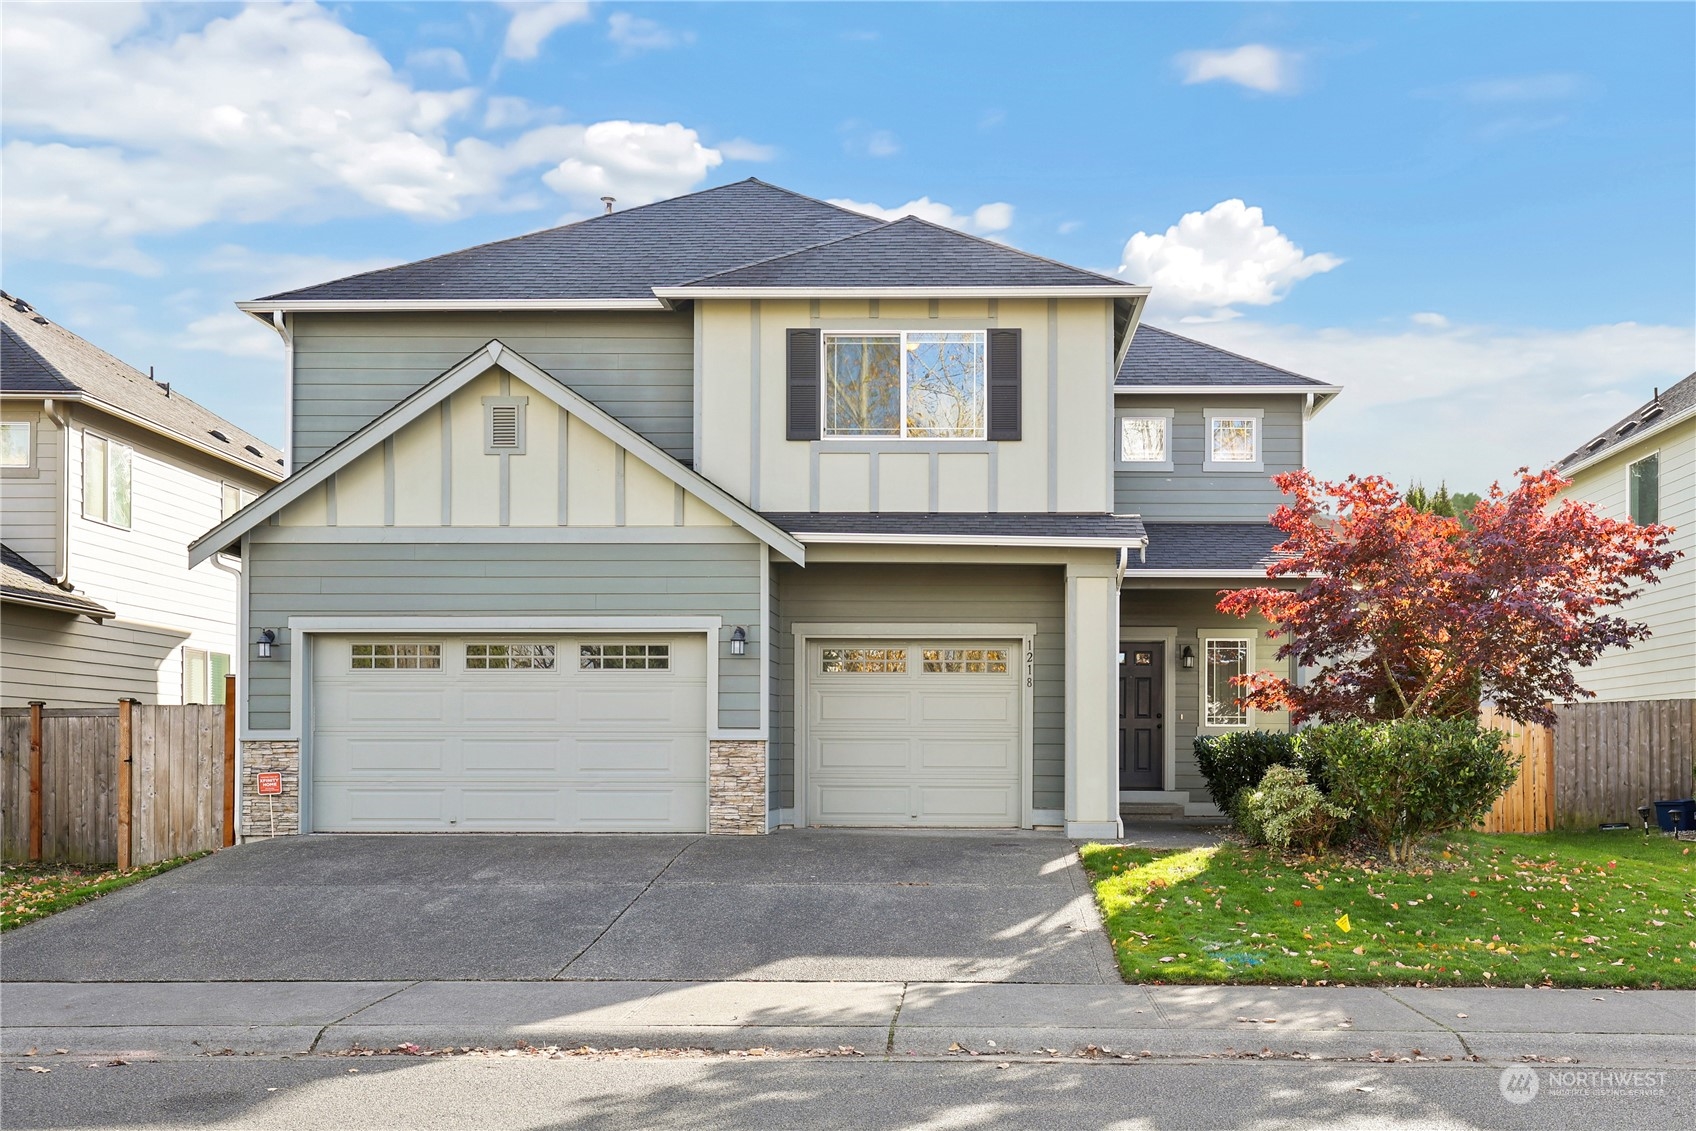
[1119,325,1330,388]
[762,512,1147,543]
[1,543,112,619]
[260,180,882,303]
[1555,372,1696,472]
[0,294,283,477]
[1127,523,1290,573]
[674,216,1134,290]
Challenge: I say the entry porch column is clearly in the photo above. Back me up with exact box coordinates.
[1064,556,1122,839]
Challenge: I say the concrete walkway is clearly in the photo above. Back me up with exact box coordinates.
[4,980,1690,1066]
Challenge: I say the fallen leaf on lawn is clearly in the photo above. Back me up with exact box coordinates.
[1356,1086,1374,1092]
[1456,1013,1468,1019]
[19,1066,50,1074]
[1352,945,1366,955]
[997,1063,1010,1070]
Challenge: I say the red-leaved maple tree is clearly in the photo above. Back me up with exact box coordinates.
[1217,468,1679,726]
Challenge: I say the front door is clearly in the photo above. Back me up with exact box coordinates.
[1120,642,1164,790]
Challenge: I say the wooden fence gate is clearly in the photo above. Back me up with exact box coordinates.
[1,681,236,867]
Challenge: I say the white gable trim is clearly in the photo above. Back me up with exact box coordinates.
[189,340,805,567]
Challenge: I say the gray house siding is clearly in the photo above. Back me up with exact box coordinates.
[1119,587,1292,798]
[1,605,186,708]
[244,538,762,731]
[769,562,1066,813]
[1115,394,1305,521]
[290,310,695,467]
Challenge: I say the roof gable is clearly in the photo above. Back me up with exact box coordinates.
[1555,371,1696,472]
[667,216,1138,291]
[257,180,881,304]
[191,340,805,566]
[0,293,283,477]
[1117,325,1333,390]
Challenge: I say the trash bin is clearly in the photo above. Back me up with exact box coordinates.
[1651,799,1695,833]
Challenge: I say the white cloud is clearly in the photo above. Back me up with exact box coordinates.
[179,310,283,358]
[1058,220,1084,236]
[1176,44,1298,94]
[1172,318,1695,487]
[406,46,468,80]
[607,12,693,54]
[500,1,591,60]
[828,196,1016,235]
[1410,312,1450,328]
[0,3,736,268]
[718,137,777,162]
[839,121,900,158]
[195,244,402,296]
[1119,200,1343,318]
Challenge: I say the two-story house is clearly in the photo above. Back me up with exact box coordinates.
[1551,372,1694,706]
[190,179,1337,839]
[1,293,284,708]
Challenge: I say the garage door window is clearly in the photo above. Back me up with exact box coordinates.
[466,642,555,670]
[820,647,907,674]
[921,647,1008,674]
[350,642,441,670]
[580,642,670,670]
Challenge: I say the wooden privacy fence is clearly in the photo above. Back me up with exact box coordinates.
[1553,699,1694,829]
[1477,706,1555,834]
[1,679,235,867]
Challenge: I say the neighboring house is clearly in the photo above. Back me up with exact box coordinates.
[191,179,1339,839]
[1,293,283,708]
[1552,372,1695,704]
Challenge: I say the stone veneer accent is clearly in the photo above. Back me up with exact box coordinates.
[240,740,301,840]
[708,739,768,834]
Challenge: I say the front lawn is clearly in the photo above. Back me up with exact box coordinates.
[1080,831,1696,989]
[1,854,207,931]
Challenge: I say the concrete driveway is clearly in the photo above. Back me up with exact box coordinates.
[1,832,1119,984]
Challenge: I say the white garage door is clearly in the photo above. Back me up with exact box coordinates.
[311,634,708,832]
[805,640,1023,827]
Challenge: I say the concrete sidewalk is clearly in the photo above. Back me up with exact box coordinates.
[4,981,1690,1066]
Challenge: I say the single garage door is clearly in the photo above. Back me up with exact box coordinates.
[805,640,1023,827]
[311,634,708,832]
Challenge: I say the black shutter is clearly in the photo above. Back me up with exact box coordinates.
[987,328,1022,441]
[786,328,821,441]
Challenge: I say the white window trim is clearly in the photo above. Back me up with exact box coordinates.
[1203,407,1264,473]
[81,430,134,530]
[1115,406,1175,471]
[482,396,528,455]
[1628,449,1661,525]
[1201,634,1254,730]
[820,329,989,442]
[1,417,37,477]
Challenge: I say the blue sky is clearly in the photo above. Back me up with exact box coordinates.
[4,1,1692,487]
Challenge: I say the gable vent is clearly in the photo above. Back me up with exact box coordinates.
[483,397,528,455]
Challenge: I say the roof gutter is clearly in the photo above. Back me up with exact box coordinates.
[1,588,113,622]
[2,390,282,481]
[237,298,668,316]
[654,285,1152,300]
[788,532,1149,550]
[1556,404,1696,477]
[1114,384,1341,396]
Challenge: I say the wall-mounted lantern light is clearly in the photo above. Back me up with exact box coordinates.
[1180,644,1196,670]
[729,626,747,657]
[257,628,276,659]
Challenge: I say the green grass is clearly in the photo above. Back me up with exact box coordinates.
[1,853,209,931]
[1080,831,1696,988]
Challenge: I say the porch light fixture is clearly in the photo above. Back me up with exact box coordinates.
[257,628,276,659]
[1180,645,1195,670]
[729,626,747,657]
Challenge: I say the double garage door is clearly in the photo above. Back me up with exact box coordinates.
[805,640,1023,827]
[311,634,708,832]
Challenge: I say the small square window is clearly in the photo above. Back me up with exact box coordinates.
[1210,417,1258,463]
[1120,417,1168,463]
[351,642,441,670]
[1,421,32,469]
[580,643,670,670]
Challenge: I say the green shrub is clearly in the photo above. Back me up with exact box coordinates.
[1194,731,1301,821]
[1301,718,1519,864]
[1238,765,1352,854]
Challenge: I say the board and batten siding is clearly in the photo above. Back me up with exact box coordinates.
[1119,587,1291,800]
[290,311,694,467]
[696,297,1115,515]
[1115,394,1305,521]
[769,562,1067,812]
[1558,419,1695,701]
[1,403,61,574]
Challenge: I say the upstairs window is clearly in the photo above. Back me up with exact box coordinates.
[221,482,255,520]
[1,421,32,469]
[83,433,133,529]
[1629,454,1659,525]
[1204,410,1263,471]
[1117,408,1174,469]
[823,331,986,439]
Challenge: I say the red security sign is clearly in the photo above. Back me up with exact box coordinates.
[256,772,283,796]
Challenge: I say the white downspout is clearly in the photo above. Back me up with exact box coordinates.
[270,311,293,475]
[43,398,73,587]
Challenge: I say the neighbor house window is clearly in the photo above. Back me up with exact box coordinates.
[580,643,670,670]
[1629,454,1659,525]
[220,482,255,521]
[82,433,133,528]
[466,642,556,670]
[1,421,32,468]
[183,649,231,704]
[820,647,907,674]
[823,331,986,439]
[351,642,441,670]
[1203,637,1251,728]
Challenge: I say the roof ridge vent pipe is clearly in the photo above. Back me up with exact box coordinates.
[601,196,616,214]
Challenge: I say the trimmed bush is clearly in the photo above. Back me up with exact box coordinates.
[1194,731,1301,820]
[1302,717,1519,864]
[1238,765,1352,855]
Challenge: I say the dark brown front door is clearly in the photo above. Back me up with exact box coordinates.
[1120,642,1164,790]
